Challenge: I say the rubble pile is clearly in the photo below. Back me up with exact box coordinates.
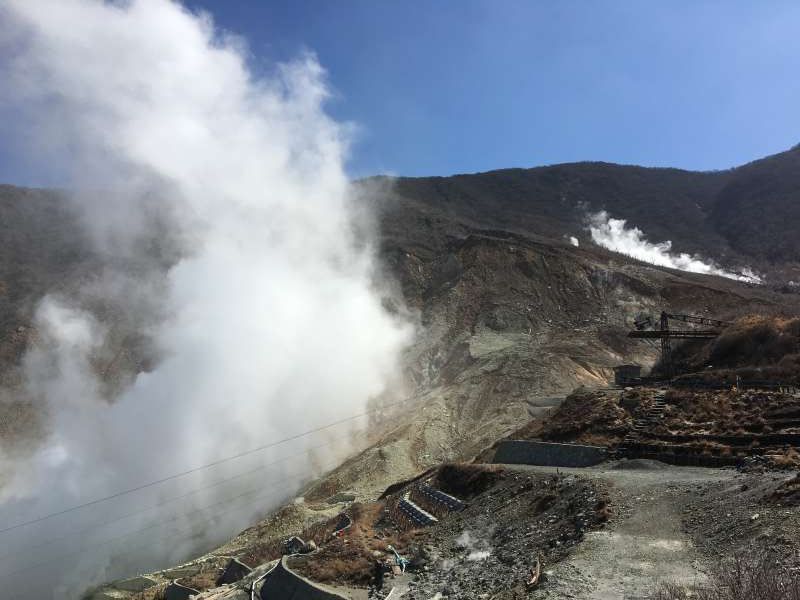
[394,469,609,600]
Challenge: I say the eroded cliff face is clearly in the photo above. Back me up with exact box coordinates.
[323,212,799,502]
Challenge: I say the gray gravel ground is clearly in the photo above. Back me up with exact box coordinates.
[507,462,737,600]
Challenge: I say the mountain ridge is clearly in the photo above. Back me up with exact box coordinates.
[372,144,800,275]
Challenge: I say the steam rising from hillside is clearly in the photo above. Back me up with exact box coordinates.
[588,211,762,284]
[0,1,410,597]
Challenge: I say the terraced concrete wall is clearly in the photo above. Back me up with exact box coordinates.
[623,443,740,467]
[259,557,347,600]
[493,440,607,467]
[164,582,200,600]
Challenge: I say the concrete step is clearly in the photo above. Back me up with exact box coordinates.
[415,484,466,512]
[397,496,438,527]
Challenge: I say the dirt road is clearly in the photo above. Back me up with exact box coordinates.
[503,462,737,600]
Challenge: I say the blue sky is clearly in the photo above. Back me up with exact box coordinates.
[2,0,800,184]
[183,0,800,178]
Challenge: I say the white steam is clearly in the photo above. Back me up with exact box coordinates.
[0,1,410,598]
[455,529,493,561]
[588,211,762,284]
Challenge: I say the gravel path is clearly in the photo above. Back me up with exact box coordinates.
[502,462,737,600]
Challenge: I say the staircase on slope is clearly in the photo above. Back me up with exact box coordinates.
[617,392,668,456]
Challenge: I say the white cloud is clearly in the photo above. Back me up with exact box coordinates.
[588,211,761,284]
[0,0,411,597]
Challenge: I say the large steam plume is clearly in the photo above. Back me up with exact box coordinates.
[588,211,762,284]
[0,1,410,598]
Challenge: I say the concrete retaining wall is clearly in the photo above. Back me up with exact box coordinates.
[164,582,200,600]
[217,557,252,585]
[259,556,347,600]
[493,440,607,467]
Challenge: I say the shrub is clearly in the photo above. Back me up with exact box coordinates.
[656,316,800,382]
[652,551,800,600]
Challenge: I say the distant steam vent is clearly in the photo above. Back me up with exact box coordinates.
[588,211,762,283]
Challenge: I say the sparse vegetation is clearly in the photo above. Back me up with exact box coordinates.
[651,552,800,600]
[291,501,404,586]
[541,388,631,445]
[240,510,346,568]
[665,316,800,382]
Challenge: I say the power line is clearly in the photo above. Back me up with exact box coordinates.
[0,433,354,563]
[0,399,400,535]
[2,400,404,599]
[0,455,340,585]
[5,478,294,600]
